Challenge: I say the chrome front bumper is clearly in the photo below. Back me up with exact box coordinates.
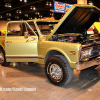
[76,57,100,70]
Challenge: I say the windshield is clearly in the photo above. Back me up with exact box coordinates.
[36,21,58,35]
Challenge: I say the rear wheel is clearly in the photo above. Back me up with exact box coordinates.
[45,55,73,86]
[0,49,10,66]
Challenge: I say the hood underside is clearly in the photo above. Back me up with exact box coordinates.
[48,4,100,39]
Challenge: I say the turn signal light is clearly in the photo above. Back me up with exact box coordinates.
[70,51,75,55]
[82,58,89,62]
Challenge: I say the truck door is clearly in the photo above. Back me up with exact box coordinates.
[5,21,39,62]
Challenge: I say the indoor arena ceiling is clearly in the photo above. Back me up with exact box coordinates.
[0,0,100,20]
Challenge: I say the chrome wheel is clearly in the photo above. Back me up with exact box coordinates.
[0,51,4,64]
[45,56,73,86]
[49,64,63,80]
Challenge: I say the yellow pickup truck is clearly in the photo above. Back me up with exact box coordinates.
[0,4,100,86]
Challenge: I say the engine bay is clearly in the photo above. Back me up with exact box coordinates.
[52,33,84,43]
[51,33,100,45]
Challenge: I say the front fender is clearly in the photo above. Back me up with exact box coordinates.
[44,46,80,69]
[38,41,81,69]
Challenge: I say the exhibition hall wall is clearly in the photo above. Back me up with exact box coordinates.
[0,21,9,30]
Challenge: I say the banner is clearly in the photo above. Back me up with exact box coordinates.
[54,1,72,13]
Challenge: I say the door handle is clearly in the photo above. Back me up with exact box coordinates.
[26,37,37,42]
[6,41,12,43]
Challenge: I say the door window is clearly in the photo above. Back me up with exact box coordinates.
[7,22,36,36]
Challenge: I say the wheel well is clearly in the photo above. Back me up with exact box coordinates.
[45,50,64,63]
[0,45,3,49]
[0,46,5,54]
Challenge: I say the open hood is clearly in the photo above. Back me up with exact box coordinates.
[47,4,100,39]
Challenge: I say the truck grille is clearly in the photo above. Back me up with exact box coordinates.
[91,45,100,57]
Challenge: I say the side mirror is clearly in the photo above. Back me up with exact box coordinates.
[24,31,28,38]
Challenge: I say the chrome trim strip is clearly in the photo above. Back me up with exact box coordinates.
[6,56,44,60]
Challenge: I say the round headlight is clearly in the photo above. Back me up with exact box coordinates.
[81,47,93,59]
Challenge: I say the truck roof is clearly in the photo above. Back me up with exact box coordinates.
[27,19,59,22]
[7,19,59,23]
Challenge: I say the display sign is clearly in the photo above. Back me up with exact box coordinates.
[54,1,72,13]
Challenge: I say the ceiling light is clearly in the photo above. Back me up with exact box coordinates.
[88,1,93,5]
[15,16,19,19]
[20,0,22,1]
[50,9,52,12]
[6,13,11,16]
[29,17,32,20]
[37,12,39,15]
[35,12,39,15]
[19,10,21,13]
[6,13,8,16]
[25,14,28,17]
[16,10,18,13]
[50,9,54,12]
[33,7,36,10]
[35,12,37,14]
[5,3,11,7]
[16,10,21,13]
[30,6,32,9]
[49,2,52,6]
[24,0,27,3]
[39,15,42,18]
[50,13,54,16]
[46,1,49,5]
[9,13,11,16]
[7,18,10,20]
[0,15,2,18]
[30,6,36,10]
[52,13,54,16]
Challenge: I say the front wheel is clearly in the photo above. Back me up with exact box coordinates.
[45,55,73,86]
